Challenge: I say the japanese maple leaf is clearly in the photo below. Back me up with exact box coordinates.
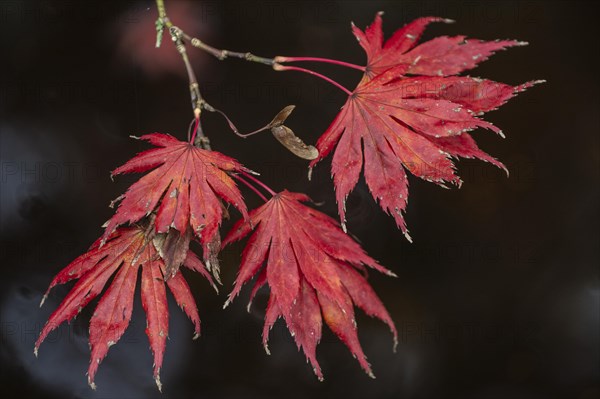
[309,13,542,238]
[353,13,528,78]
[222,190,397,380]
[35,222,216,391]
[103,133,249,272]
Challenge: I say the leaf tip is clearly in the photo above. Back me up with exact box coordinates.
[155,374,163,392]
[314,367,325,382]
[522,79,546,91]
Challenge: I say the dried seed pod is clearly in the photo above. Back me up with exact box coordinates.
[271,124,319,160]
[269,106,319,160]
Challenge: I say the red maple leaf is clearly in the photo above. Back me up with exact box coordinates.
[35,222,216,391]
[309,13,542,238]
[103,133,249,268]
[222,190,397,380]
[353,13,528,78]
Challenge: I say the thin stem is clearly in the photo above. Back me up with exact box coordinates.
[160,22,274,65]
[158,0,353,109]
[155,0,172,47]
[273,64,352,95]
[171,27,211,148]
[188,35,274,66]
[187,117,211,149]
[156,0,212,148]
[156,0,273,66]
[189,117,200,144]
[203,104,264,138]
[170,27,203,113]
[240,171,277,197]
[233,174,268,202]
[156,0,167,20]
[275,56,365,71]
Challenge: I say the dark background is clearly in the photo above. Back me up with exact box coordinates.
[1,1,598,398]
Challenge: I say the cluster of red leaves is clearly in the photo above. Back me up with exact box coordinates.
[37,132,247,389]
[36,223,216,390]
[222,190,397,379]
[36,12,540,389]
[309,13,542,238]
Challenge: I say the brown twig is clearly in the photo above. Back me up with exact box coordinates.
[155,0,211,149]
[155,0,274,66]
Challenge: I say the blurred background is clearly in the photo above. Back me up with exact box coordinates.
[0,1,598,398]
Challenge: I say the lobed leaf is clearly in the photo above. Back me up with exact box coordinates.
[104,133,249,268]
[310,13,541,239]
[223,191,396,379]
[37,224,212,390]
